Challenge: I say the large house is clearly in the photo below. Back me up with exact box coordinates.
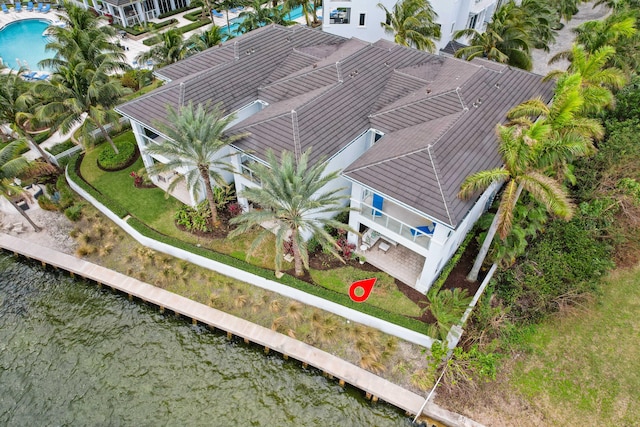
[116,24,553,293]
[322,0,504,52]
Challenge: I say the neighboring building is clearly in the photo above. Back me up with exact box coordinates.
[322,0,501,52]
[71,0,190,27]
[116,24,553,293]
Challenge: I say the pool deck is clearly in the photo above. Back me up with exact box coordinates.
[0,232,484,427]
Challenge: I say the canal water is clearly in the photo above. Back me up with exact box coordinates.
[0,254,413,426]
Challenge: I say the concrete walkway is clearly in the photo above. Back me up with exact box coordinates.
[0,232,484,427]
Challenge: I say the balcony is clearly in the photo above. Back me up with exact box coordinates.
[240,158,262,185]
[357,193,434,250]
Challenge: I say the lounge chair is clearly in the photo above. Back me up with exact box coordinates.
[35,2,42,11]
[26,1,33,11]
[22,71,38,80]
[41,3,50,12]
[372,194,383,217]
[1,3,9,13]
[211,9,223,18]
[410,224,436,237]
[15,2,22,11]
[32,72,50,81]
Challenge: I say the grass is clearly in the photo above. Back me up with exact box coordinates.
[508,266,640,425]
[80,133,182,233]
[310,267,421,317]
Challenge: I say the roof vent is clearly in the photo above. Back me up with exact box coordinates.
[384,61,390,67]
[313,63,317,68]
[426,88,432,94]
[494,82,501,89]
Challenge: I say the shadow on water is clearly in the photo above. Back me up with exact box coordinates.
[0,254,417,426]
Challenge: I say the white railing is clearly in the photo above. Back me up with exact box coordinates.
[240,161,261,185]
[358,200,431,249]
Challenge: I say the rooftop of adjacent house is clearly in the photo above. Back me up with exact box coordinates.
[116,24,555,229]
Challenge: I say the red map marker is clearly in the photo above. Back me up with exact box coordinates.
[349,278,377,303]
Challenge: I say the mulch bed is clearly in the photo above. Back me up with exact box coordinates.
[174,209,236,240]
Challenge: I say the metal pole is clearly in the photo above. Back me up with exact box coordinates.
[412,361,449,424]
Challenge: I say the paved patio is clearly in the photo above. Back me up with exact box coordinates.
[357,238,424,289]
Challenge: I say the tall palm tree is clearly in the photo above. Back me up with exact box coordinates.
[41,2,127,72]
[0,140,43,232]
[454,2,533,70]
[229,149,350,277]
[186,25,225,53]
[519,0,560,52]
[34,59,131,155]
[549,0,584,23]
[136,29,189,67]
[283,0,312,27]
[238,0,293,33]
[145,102,245,226]
[0,72,55,165]
[459,122,575,282]
[546,44,628,115]
[378,0,441,52]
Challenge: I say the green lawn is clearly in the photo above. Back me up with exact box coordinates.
[80,133,183,233]
[509,265,640,425]
[79,136,421,318]
[311,267,421,317]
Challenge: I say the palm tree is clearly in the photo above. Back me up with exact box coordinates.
[378,0,441,52]
[144,102,245,226]
[229,149,350,277]
[459,122,575,281]
[41,2,127,72]
[34,59,131,155]
[570,9,637,54]
[0,140,43,231]
[593,0,640,12]
[454,2,533,70]
[283,0,312,27]
[549,0,583,23]
[186,25,225,53]
[136,29,189,67]
[546,44,628,115]
[238,0,293,33]
[0,71,55,165]
[519,0,560,52]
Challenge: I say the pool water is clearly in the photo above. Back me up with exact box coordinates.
[222,4,316,38]
[0,19,51,70]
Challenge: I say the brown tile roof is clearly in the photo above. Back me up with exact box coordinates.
[117,24,554,229]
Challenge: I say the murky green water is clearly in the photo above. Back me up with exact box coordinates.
[0,254,412,426]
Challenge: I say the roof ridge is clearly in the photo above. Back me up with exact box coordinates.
[427,145,454,225]
[291,109,301,161]
[369,89,461,118]
[348,112,467,172]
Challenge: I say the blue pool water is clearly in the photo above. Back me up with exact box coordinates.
[221,4,313,38]
[0,19,51,70]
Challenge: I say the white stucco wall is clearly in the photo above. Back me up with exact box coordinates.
[322,0,499,51]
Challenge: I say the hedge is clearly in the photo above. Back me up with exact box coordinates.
[97,140,137,171]
[113,19,177,36]
[184,9,206,21]
[142,19,210,46]
[46,140,76,156]
[125,216,429,334]
[157,5,196,19]
[67,153,129,218]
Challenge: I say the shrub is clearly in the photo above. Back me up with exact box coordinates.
[64,204,83,221]
[46,140,76,156]
[227,202,243,218]
[174,202,212,232]
[157,5,195,18]
[494,217,613,323]
[97,140,136,171]
[120,70,138,90]
[38,195,59,211]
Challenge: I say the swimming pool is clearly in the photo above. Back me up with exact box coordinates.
[0,19,52,70]
[221,4,317,38]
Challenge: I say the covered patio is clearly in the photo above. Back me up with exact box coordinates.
[357,236,425,290]
[153,171,192,206]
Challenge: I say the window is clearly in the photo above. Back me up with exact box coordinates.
[450,22,455,34]
[467,13,478,29]
[329,8,350,25]
[359,13,365,26]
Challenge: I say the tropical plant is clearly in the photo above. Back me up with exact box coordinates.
[136,28,189,66]
[0,140,44,231]
[570,9,637,54]
[377,0,441,52]
[34,59,131,155]
[186,25,225,52]
[426,288,472,341]
[145,102,245,226]
[237,0,293,33]
[519,0,560,52]
[283,0,313,27]
[546,44,628,115]
[453,2,533,70]
[459,122,576,282]
[0,71,55,165]
[229,148,351,276]
[549,0,584,22]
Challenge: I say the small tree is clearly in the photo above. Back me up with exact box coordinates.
[229,149,351,277]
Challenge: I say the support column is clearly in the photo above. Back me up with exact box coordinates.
[118,5,127,27]
[169,0,175,11]
[347,183,362,246]
[135,1,146,22]
[152,0,159,18]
